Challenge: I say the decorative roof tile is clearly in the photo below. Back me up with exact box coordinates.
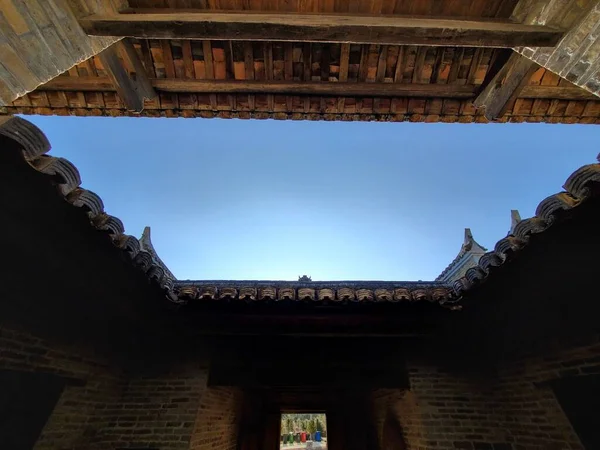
[436,228,488,282]
[173,281,456,307]
[139,226,176,280]
[258,287,276,300]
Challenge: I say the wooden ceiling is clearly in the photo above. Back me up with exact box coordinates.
[125,0,518,16]
[4,0,600,123]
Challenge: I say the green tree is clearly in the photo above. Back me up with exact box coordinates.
[307,418,317,436]
[315,418,323,432]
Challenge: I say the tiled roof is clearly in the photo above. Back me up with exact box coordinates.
[174,280,455,305]
[0,116,178,301]
[451,154,600,297]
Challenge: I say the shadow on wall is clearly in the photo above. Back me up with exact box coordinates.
[382,408,408,450]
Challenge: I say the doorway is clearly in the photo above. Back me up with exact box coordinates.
[280,413,327,450]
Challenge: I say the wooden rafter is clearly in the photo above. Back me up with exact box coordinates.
[79,11,564,48]
[37,76,597,101]
[473,52,539,120]
[97,40,156,112]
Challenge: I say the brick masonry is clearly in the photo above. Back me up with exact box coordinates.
[1,323,598,450]
[189,387,243,450]
[0,326,244,450]
[0,325,123,449]
[372,338,600,450]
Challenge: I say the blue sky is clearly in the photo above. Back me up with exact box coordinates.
[26,116,598,281]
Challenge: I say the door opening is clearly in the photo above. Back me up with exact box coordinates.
[280,413,327,450]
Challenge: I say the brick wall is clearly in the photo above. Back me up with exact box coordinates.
[372,361,511,450]
[0,325,124,450]
[0,325,245,450]
[99,363,209,449]
[90,363,244,450]
[494,338,600,450]
[2,322,597,450]
[372,337,600,450]
[189,387,243,450]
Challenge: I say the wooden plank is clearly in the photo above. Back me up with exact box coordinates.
[520,85,599,100]
[430,48,445,84]
[182,40,195,78]
[376,46,388,82]
[321,44,331,81]
[244,42,255,80]
[97,42,157,112]
[339,43,350,82]
[80,11,564,48]
[139,39,157,77]
[37,76,599,100]
[473,52,538,120]
[411,47,426,84]
[338,43,350,111]
[393,46,405,82]
[447,48,464,84]
[303,43,312,81]
[284,43,293,109]
[475,48,512,95]
[119,40,157,99]
[284,43,293,80]
[466,48,483,85]
[202,40,217,108]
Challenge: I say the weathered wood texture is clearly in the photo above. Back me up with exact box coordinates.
[474,53,539,120]
[126,0,520,17]
[0,0,123,105]
[513,0,600,97]
[80,12,564,48]
[8,40,600,124]
[97,40,156,111]
[39,76,597,101]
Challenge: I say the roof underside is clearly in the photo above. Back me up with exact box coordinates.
[5,0,600,124]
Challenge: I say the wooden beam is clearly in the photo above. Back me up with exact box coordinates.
[37,76,598,101]
[475,49,513,97]
[97,40,157,112]
[473,52,540,120]
[79,11,564,48]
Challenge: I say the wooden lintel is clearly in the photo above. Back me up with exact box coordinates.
[97,40,156,112]
[473,53,540,120]
[37,76,598,101]
[79,11,564,48]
